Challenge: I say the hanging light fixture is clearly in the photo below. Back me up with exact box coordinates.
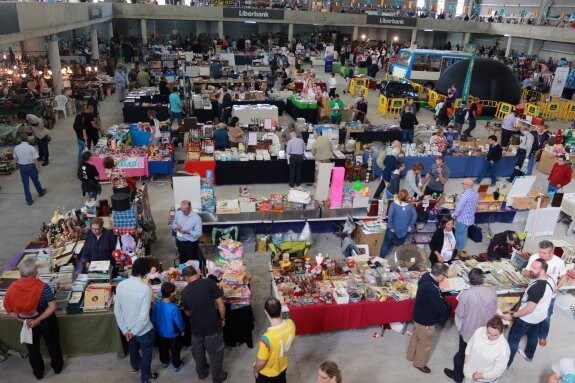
[48,70,52,76]
[21,73,27,78]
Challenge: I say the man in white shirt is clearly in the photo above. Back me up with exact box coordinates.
[328,73,337,98]
[501,110,517,147]
[522,240,567,347]
[13,134,46,206]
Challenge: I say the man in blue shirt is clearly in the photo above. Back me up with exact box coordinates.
[169,86,184,128]
[213,123,229,150]
[453,179,479,251]
[172,200,203,265]
[114,258,158,383]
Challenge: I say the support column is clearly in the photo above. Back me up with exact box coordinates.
[141,19,148,46]
[527,38,535,55]
[463,32,470,45]
[48,35,63,96]
[91,26,99,61]
[217,21,224,39]
[108,22,114,41]
[288,23,294,42]
[411,29,417,46]
[352,26,358,41]
[467,0,474,17]
[20,37,44,55]
[505,35,512,57]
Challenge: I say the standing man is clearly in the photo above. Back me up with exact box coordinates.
[73,112,88,163]
[400,98,417,118]
[328,72,337,98]
[83,104,100,150]
[114,64,128,102]
[453,101,468,136]
[13,133,46,206]
[3,259,64,380]
[87,89,100,130]
[17,112,50,166]
[311,131,332,182]
[502,258,554,367]
[463,97,479,137]
[286,131,306,190]
[114,258,158,383]
[220,87,233,124]
[547,155,573,195]
[253,298,296,383]
[182,266,229,383]
[423,156,450,196]
[169,86,184,128]
[444,268,497,383]
[407,263,450,374]
[476,135,502,186]
[172,200,202,265]
[80,217,116,272]
[507,126,534,182]
[501,110,517,147]
[354,96,368,123]
[522,240,568,347]
[329,94,344,125]
[400,106,419,144]
[213,123,229,150]
[453,179,479,251]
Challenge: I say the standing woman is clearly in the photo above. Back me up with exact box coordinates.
[379,189,417,258]
[317,361,342,383]
[78,152,100,200]
[147,110,162,146]
[103,156,130,194]
[429,215,457,264]
[228,116,244,148]
[405,162,424,198]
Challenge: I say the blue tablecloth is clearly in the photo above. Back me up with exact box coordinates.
[148,159,174,176]
[130,130,151,147]
[363,154,533,179]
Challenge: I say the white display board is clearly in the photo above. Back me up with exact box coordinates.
[506,176,536,205]
[550,67,570,98]
[219,53,236,68]
[173,175,202,211]
[524,207,561,237]
[315,162,334,202]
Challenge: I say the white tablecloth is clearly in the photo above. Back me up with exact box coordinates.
[561,193,575,218]
[232,104,279,124]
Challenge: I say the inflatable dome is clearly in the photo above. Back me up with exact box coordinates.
[435,58,521,104]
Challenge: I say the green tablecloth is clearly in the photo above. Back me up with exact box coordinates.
[288,96,317,110]
[333,62,341,74]
[357,67,368,75]
[0,311,125,358]
[340,66,349,77]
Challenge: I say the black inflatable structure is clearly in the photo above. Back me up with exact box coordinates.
[435,58,521,105]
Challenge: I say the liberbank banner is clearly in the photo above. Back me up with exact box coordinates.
[223,8,284,20]
[366,15,417,27]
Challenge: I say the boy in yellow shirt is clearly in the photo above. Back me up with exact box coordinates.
[253,298,296,383]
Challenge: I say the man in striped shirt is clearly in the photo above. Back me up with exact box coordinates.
[286,131,305,190]
[454,179,479,251]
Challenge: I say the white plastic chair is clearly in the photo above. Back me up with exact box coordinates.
[54,95,68,120]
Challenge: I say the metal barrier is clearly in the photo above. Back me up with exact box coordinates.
[357,85,369,98]
[562,102,575,121]
[378,95,388,114]
[428,90,439,108]
[524,103,540,118]
[495,102,515,120]
[540,100,562,120]
[387,98,406,114]
[521,89,544,103]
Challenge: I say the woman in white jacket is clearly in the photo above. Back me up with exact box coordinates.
[404,162,424,198]
[464,317,510,383]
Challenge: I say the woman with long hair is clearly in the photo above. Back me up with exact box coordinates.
[317,361,342,383]
[429,215,457,264]
[103,156,130,194]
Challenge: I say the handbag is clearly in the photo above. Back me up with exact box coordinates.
[468,224,483,243]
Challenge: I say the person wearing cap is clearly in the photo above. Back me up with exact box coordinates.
[13,133,46,206]
[17,112,50,166]
[407,263,450,374]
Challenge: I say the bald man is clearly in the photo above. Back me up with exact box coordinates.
[172,200,203,265]
[453,179,479,251]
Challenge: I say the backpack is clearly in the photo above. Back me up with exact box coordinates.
[455,107,467,123]
[529,130,539,154]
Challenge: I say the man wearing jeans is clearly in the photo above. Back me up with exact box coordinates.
[475,135,502,186]
[522,240,568,347]
[114,258,158,383]
[453,179,479,251]
[13,134,46,206]
[169,86,184,128]
[182,266,229,383]
[501,258,554,367]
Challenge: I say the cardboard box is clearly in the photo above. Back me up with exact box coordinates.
[512,188,551,209]
[355,229,386,257]
[538,150,555,175]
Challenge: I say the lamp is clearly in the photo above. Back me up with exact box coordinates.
[48,70,52,76]
[61,68,67,75]
[38,71,43,76]
[21,73,27,78]
[86,66,92,72]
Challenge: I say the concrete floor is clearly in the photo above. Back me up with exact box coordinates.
[1,66,574,383]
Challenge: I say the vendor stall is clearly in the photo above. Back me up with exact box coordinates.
[216,159,315,185]
[286,96,318,124]
[232,104,279,125]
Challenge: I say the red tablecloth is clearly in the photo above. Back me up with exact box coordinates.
[92,155,149,180]
[184,160,216,181]
[289,296,458,335]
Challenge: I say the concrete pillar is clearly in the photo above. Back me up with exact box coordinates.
[20,37,44,55]
[288,23,294,42]
[217,21,224,39]
[141,19,148,45]
[467,0,474,17]
[108,22,114,41]
[91,26,99,61]
[352,26,358,41]
[411,29,417,46]
[527,39,535,55]
[505,35,512,57]
[463,32,470,45]
[48,35,63,96]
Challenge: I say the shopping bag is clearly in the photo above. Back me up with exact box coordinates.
[20,321,33,344]
[287,189,311,204]
[468,225,483,243]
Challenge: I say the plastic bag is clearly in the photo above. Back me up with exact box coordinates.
[298,222,312,242]
[121,233,136,252]
[20,321,33,344]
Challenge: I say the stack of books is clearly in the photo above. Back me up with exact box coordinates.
[87,261,112,282]
[83,283,112,312]
[54,290,71,314]
[58,265,74,290]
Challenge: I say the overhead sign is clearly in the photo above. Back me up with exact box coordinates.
[366,15,417,27]
[0,4,20,35]
[223,8,284,20]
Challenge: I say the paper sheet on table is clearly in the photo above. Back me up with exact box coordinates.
[248,132,258,146]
